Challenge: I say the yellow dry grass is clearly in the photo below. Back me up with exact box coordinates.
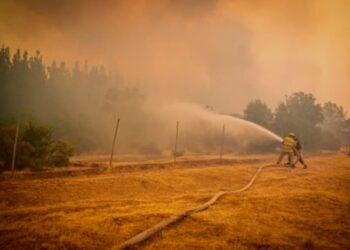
[0,154,349,249]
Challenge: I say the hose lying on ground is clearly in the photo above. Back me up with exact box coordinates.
[112,163,279,250]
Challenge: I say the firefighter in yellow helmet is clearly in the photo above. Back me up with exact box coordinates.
[276,132,296,167]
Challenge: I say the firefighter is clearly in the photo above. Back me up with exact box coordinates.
[293,137,307,169]
[276,132,296,167]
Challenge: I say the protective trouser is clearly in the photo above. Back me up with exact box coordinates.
[294,150,306,166]
[276,151,293,165]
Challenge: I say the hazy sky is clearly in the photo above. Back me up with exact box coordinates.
[1,0,349,113]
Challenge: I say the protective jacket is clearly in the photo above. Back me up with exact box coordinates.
[295,139,302,150]
[281,135,295,153]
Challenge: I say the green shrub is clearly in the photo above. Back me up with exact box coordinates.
[0,120,74,171]
[22,122,54,167]
[50,139,74,166]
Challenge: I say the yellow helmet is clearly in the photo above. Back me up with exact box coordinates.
[288,132,295,138]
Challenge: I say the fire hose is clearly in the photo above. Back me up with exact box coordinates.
[112,163,283,250]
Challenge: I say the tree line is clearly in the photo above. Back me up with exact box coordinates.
[0,46,143,150]
[0,46,144,171]
[1,45,348,171]
[243,92,350,150]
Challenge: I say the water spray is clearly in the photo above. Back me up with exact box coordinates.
[218,114,283,142]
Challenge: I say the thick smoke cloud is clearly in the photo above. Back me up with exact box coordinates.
[1,0,349,112]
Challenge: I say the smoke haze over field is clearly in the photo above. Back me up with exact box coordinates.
[1,0,350,112]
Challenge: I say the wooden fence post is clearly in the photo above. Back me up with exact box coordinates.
[109,118,121,168]
[11,120,20,173]
[219,124,225,160]
[348,131,350,156]
[174,121,179,163]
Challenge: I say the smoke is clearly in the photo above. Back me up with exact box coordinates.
[1,0,349,112]
[113,101,281,155]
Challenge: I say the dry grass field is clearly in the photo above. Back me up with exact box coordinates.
[0,154,349,249]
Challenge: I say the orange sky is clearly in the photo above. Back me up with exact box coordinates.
[1,0,349,113]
